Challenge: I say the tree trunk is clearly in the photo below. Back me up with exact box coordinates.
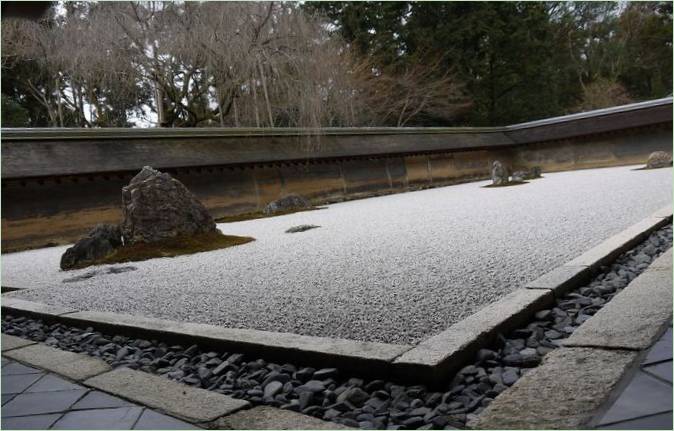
[251,78,261,127]
[233,96,240,127]
[88,87,95,126]
[215,86,225,126]
[55,78,64,127]
[257,59,274,127]
[155,83,166,127]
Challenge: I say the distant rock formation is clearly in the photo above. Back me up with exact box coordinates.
[263,194,311,215]
[646,151,672,169]
[491,161,509,186]
[511,171,526,182]
[512,166,542,182]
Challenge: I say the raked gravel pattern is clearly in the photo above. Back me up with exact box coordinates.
[2,225,672,430]
[2,165,672,345]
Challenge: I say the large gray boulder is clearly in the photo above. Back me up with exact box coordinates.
[263,194,311,215]
[491,161,509,186]
[646,151,672,169]
[60,224,122,270]
[121,166,216,244]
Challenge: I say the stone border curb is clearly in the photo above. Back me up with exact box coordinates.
[469,226,673,429]
[57,311,412,379]
[468,347,640,429]
[2,207,671,386]
[562,250,673,350]
[3,342,112,381]
[211,405,353,430]
[1,333,37,352]
[1,297,76,318]
[393,289,554,383]
[525,265,593,297]
[84,368,250,423]
[565,208,672,270]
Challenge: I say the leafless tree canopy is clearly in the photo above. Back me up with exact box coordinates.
[1,1,468,128]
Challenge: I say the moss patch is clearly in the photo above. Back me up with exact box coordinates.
[632,165,673,171]
[482,181,529,188]
[215,206,325,223]
[67,231,254,270]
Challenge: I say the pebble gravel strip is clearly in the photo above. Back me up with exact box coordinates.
[2,224,671,430]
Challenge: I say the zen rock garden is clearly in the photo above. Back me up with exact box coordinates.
[60,166,254,270]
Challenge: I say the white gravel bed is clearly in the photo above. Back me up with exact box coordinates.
[2,165,671,345]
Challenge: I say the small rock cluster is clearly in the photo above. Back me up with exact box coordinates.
[646,151,673,169]
[263,194,311,215]
[491,161,541,186]
[5,224,671,430]
[60,166,216,270]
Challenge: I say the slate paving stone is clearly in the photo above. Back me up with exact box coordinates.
[71,390,134,410]
[598,412,673,430]
[1,362,42,376]
[2,393,17,406]
[643,328,672,365]
[598,371,672,426]
[52,406,144,430]
[133,409,199,430]
[2,389,88,416]
[643,362,673,384]
[1,373,43,394]
[25,374,81,393]
[1,413,62,430]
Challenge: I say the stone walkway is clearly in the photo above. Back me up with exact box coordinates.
[1,358,197,430]
[594,322,673,429]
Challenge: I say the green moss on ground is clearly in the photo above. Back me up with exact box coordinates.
[215,206,325,223]
[482,181,529,188]
[69,231,254,269]
[633,165,673,171]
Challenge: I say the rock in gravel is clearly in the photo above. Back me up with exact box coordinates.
[511,171,526,182]
[502,369,519,386]
[263,194,311,215]
[60,224,122,270]
[297,380,326,394]
[121,166,216,244]
[476,349,498,362]
[286,225,320,234]
[264,381,284,399]
[314,368,339,380]
[491,161,509,185]
[337,387,369,406]
[295,367,315,382]
[646,151,672,169]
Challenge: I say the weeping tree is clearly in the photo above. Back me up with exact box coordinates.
[1,1,468,128]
